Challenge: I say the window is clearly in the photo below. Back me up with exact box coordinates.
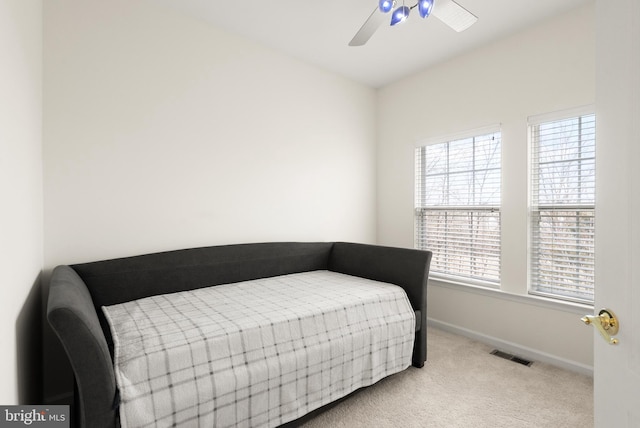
[415,130,501,286]
[529,111,595,303]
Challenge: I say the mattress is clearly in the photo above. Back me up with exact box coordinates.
[102,270,415,428]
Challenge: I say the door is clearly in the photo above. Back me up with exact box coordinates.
[593,0,640,425]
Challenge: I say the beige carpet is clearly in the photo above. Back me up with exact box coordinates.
[301,327,593,428]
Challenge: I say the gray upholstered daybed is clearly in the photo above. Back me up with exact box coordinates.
[47,242,432,428]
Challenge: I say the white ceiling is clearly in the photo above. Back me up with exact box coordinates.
[154,0,592,88]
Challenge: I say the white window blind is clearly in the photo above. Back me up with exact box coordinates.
[415,131,501,285]
[529,112,595,303]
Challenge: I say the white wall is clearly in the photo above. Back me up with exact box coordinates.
[0,0,43,404]
[43,0,376,266]
[377,3,596,372]
[42,0,376,401]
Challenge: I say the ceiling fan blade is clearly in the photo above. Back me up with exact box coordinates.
[349,7,387,46]
[431,0,478,32]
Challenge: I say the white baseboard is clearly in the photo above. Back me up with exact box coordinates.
[427,318,594,377]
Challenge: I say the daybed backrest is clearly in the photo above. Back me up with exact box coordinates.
[72,242,333,349]
[73,242,333,309]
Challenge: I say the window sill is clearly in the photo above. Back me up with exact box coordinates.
[428,276,594,315]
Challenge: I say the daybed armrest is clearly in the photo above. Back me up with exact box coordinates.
[47,265,117,428]
[328,242,432,367]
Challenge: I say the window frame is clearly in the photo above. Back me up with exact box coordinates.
[527,106,596,304]
[414,126,502,288]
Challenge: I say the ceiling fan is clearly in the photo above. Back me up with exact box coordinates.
[349,0,477,46]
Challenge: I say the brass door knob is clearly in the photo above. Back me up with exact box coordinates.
[581,308,619,345]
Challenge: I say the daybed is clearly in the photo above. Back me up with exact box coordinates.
[47,242,432,428]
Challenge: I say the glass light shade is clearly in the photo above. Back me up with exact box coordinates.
[418,0,434,18]
[379,0,394,13]
[390,6,410,26]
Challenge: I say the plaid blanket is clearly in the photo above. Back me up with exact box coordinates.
[102,270,415,428]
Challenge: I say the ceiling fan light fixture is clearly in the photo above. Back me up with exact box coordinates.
[379,0,394,13]
[349,0,477,46]
[418,0,434,18]
[390,5,410,26]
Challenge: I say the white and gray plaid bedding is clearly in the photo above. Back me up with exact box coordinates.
[102,270,416,428]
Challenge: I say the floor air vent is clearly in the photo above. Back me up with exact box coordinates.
[490,349,533,367]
